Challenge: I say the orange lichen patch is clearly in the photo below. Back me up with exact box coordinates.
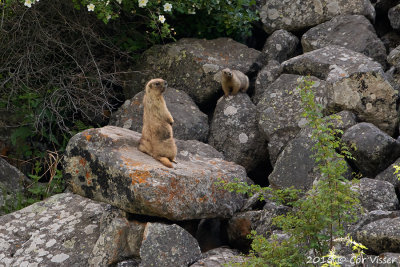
[82,130,93,142]
[209,160,217,165]
[79,158,87,167]
[130,170,151,185]
[132,99,141,106]
[85,172,92,185]
[122,156,142,166]
[75,170,79,174]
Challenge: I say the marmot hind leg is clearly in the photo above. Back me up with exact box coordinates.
[138,138,152,156]
[157,157,174,168]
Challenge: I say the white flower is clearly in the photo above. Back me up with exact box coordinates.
[87,3,95,11]
[163,3,172,12]
[116,0,122,3]
[159,15,166,24]
[24,0,33,7]
[138,0,148,7]
[107,14,111,20]
[188,9,196,15]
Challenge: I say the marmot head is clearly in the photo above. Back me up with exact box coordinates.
[222,68,233,78]
[146,78,168,95]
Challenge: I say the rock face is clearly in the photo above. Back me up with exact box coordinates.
[208,94,268,171]
[258,30,299,65]
[139,223,201,267]
[302,15,387,67]
[190,247,245,267]
[353,178,399,212]
[375,158,400,190]
[63,126,248,221]
[109,88,209,142]
[342,123,400,177]
[282,46,398,135]
[356,217,400,254]
[389,4,400,30]
[253,60,282,105]
[0,158,29,215]
[126,38,260,106]
[0,193,141,266]
[257,74,329,165]
[388,45,400,68]
[259,0,375,34]
[282,45,383,81]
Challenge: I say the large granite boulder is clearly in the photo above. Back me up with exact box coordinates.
[259,0,375,34]
[208,94,268,172]
[257,30,299,66]
[389,4,400,30]
[190,247,245,267]
[109,88,209,142]
[0,193,142,266]
[282,46,397,135]
[301,15,387,67]
[0,158,29,215]
[125,38,260,107]
[353,178,399,212]
[257,74,329,165]
[253,60,282,105]
[356,217,400,254]
[268,122,353,191]
[342,123,400,177]
[388,45,400,68]
[63,126,248,221]
[139,223,201,267]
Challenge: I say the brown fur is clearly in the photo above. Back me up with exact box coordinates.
[221,68,249,96]
[138,78,177,168]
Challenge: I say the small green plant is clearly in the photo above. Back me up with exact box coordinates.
[393,164,400,181]
[322,235,367,267]
[220,77,360,266]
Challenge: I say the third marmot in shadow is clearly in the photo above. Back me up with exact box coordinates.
[221,68,249,97]
[138,78,177,168]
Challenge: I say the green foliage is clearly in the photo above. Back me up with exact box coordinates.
[322,235,367,267]
[393,164,400,181]
[220,77,360,266]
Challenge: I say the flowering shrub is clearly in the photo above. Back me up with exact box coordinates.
[6,0,258,42]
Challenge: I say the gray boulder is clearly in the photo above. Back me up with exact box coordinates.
[282,45,383,81]
[375,158,400,190]
[125,38,260,106]
[342,123,400,177]
[258,30,299,65]
[208,94,268,172]
[269,125,352,191]
[381,31,400,53]
[389,4,400,30]
[259,0,375,34]
[301,15,387,67]
[0,193,142,266]
[253,60,282,105]
[63,126,248,221]
[353,178,399,212]
[139,223,201,267]
[0,158,29,215]
[257,74,329,165]
[227,202,289,251]
[109,88,209,142]
[190,247,245,267]
[356,217,400,254]
[388,45,400,68]
[282,46,397,135]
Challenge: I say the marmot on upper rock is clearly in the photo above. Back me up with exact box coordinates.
[138,78,177,168]
[221,68,249,97]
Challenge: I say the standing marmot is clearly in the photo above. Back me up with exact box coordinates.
[221,68,249,96]
[138,78,177,168]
